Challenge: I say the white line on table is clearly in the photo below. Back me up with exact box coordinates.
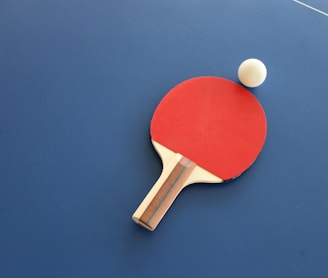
[293,0,328,17]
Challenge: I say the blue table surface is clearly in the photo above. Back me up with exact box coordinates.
[1,1,328,277]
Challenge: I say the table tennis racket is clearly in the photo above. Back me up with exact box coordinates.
[132,76,267,231]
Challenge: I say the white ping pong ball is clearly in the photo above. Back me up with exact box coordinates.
[238,58,267,88]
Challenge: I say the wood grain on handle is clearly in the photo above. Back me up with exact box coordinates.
[132,154,196,231]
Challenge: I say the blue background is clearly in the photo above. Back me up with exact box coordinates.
[1,0,328,277]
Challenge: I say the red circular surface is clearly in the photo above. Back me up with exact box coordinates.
[150,76,267,180]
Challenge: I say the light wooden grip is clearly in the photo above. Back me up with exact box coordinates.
[132,154,196,231]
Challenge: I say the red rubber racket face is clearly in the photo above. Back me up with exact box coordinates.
[150,76,267,181]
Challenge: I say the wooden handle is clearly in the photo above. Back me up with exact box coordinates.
[132,154,196,231]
